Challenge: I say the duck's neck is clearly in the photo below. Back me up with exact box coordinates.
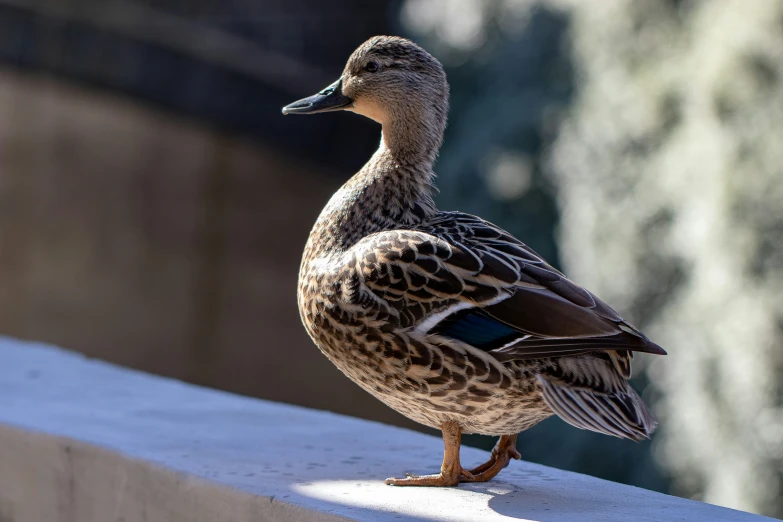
[380,103,446,166]
[307,153,436,257]
[306,107,447,257]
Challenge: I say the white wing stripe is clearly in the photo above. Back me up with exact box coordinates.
[414,302,473,334]
[414,292,510,335]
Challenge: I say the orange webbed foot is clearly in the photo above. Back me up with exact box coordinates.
[463,434,520,482]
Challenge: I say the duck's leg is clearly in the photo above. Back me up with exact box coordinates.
[462,434,521,482]
[385,420,474,487]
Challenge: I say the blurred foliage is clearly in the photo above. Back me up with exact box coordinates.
[552,1,783,517]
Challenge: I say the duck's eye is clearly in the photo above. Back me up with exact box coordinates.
[364,61,380,73]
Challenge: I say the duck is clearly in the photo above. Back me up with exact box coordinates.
[282,35,666,487]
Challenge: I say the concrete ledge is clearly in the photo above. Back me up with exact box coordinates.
[0,337,773,522]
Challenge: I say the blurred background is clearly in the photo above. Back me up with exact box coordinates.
[0,0,781,517]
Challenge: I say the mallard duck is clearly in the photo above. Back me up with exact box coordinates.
[283,36,666,487]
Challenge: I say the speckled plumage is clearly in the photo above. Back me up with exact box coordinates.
[285,36,666,486]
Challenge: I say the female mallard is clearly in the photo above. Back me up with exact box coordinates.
[283,36,666,487]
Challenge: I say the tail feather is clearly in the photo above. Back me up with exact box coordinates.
[537,374,657,441]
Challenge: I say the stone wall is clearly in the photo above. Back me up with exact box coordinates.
[1,337,773,522]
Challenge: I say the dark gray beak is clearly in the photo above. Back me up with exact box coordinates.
[282,78,353,115]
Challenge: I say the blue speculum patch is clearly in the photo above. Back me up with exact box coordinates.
[434,309,522,350]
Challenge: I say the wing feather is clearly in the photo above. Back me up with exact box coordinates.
[351,212,665,360]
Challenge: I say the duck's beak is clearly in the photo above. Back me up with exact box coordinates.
[282,78,353,115]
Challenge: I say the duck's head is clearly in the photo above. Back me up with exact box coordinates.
[283,36,449,159]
